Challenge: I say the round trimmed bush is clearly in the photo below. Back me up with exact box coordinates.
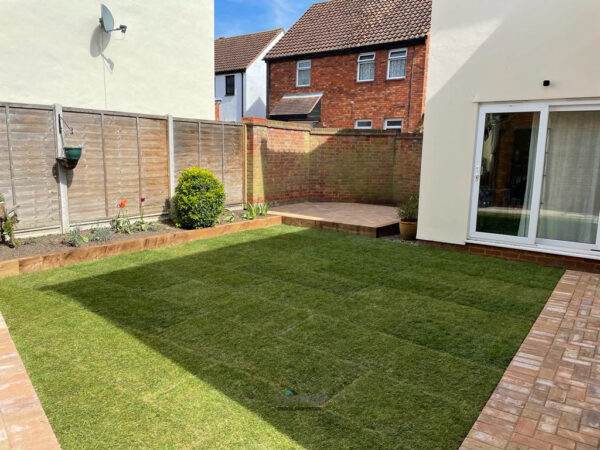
[170,168,225,229]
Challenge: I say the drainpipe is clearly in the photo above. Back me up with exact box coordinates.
[406,46,416,132]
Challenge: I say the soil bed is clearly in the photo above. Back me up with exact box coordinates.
[0,211,252,262]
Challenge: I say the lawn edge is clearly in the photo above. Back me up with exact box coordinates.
[0,216,282,279]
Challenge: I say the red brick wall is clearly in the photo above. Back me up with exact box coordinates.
[268,43,427,132]
[244,118,422,204]
[421,240,600,273]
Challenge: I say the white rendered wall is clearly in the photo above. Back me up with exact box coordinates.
[418,0,600,244]
[0,0,214,119]
[215,72,243,122]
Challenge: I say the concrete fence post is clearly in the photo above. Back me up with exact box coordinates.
[167,114,175,197]
[53,104,70,233]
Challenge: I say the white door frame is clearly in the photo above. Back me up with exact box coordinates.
[469,99,600,253]
[468,102,549,245]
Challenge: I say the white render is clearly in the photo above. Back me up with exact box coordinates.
[0,0,214,119]
[418,0,600,245]
[215,30,284,122]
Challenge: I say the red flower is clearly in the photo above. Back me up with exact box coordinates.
[118,199,127,208]
[140,197,146,203]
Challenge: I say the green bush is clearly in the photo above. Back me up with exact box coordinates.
[171,168,225,229]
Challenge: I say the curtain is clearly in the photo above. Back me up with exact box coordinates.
[537,111,600,244]
[388,59,406,78]
[358,62,374,81]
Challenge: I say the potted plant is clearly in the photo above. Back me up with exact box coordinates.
[397,194,419,241]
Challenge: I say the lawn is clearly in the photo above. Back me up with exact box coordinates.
[0,225,562,449]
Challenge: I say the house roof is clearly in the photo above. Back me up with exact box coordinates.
[215,28,284,73]
[270,93,322,117]
[265,0,431,60]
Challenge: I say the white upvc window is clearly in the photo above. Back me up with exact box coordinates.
[296,60,311,87]
[357,52,375,82]
[387,48,407,80]
[384,118,403,130]
[355,119,372,129]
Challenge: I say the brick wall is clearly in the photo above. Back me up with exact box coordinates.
[244,118,422,204]
[268,42,427,132]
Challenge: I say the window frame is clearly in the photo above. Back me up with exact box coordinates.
[384,118,403,131]
[296,60,311,88]
[354,119,373,130]
[225,75,235,96]
[387,48,408,80]
[356,52,376,83]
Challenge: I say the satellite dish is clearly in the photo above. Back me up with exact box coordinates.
[100,5,114,33]
[99,4,127,34]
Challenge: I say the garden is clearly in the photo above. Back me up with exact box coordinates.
[0,221,561,448]
[0,168,270,262]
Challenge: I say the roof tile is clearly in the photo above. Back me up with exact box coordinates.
[215,28,283,73]
[266,0,431,60]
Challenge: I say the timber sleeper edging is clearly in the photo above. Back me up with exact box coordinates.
[0,216,282,279]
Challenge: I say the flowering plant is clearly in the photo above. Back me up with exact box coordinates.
[135,197,148,232]
[112,198,134,234]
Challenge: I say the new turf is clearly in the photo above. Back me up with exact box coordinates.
[0,225,562,449]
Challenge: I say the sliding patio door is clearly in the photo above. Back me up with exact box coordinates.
[469,104,548,244]
[536,109,600,249]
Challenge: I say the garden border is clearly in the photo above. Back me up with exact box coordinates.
[0,216,282,279]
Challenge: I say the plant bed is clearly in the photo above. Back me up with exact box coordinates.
[0,215,280,278]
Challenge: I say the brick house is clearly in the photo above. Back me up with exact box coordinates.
[264,0,431,131]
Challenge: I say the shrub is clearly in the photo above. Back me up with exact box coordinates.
[89,226,114,243]
[0,192,4,203]
[397,195,419,222]
[171,168,225,229]
[67,228,88,247]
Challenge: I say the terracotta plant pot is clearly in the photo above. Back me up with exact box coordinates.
[399,220,417,241]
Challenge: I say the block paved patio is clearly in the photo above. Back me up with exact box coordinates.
[270,202,399,237]
[462,270,600,450]
[0,314,59,449]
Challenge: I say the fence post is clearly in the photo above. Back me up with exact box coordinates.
[53,104,70,233]
[167,114,175,197]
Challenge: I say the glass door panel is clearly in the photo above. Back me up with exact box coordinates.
[537,110,600,246]
[473,111,541,240]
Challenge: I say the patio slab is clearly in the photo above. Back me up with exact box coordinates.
[270,202,399,237]
[0,314,59,449]
[462,270,600,450]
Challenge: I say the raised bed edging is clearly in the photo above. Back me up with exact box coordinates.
[0,216,282,279]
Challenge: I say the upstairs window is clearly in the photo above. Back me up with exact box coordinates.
[384,118,403,131]
[355,119,372,129]
[296,60,311,87]
[225,75,235,96]
[357,53,375,82]
[387,49,407,80]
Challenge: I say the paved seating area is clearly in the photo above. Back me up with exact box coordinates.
[0,315,59,449]
[270,202,399,237]
[463,271,600,450]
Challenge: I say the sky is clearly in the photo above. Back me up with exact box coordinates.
[215,0,316,38]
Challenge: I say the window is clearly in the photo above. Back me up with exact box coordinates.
[296,60,311,87]
[225,75,235,96]
[355,119,372,129]
[384,118,403,131]
[357,53,375,82]
[387,48,407,80]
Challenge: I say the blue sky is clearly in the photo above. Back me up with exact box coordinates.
[215,0,316,38]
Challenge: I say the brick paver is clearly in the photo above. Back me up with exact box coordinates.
[0,314,59,449]
[462,271,600,450]
[271,202,398,227]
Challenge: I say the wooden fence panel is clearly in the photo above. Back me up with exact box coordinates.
[223,125,243,205]
[103,115,140,217]
[173,121,199,181]
[0,107,13,209]
[8,107,60,230]
[63,112,106,223]
[138,118,169,215]
[199,122,224,183]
